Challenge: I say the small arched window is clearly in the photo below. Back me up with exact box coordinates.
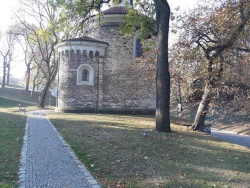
[83,50,87,58]
[70,50,74,60]
[136,39,143,58]
[82,69,89,81]
[89,51,94,59]
[133,34,143,60]
[65,50,69,57]
[77,50,81,62]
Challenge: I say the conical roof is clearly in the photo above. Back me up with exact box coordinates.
[103,6,129,15]
[63,36,108,44]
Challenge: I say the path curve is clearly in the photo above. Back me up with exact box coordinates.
[211,128,250,149]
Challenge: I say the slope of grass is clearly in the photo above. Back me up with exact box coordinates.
[0,87,56,106]
[49,113,250,188]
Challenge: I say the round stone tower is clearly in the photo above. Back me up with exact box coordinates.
[56,2,156,114]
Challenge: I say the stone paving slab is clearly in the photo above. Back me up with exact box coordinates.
[19,111,101,188]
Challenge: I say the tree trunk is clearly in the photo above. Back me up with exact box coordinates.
[31,67,41,97]
[31,76,36,97]
[191,83,212,131]
[38,67,57,108]
[38,79,51,108]
[7,62,10,86]
[2,57,6,88]
[31,83,35,97]
[25,64,31,91]
[154,0,171,132]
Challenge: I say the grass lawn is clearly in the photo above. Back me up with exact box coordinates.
[0,86,54,188]
[0,97,30,188]
[48,113,250,188]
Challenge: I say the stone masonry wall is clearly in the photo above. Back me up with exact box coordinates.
[86,25,156,110]
[58,50,100,109]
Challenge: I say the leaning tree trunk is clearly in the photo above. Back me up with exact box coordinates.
[38,79,51,108]
[38,66,57,108]
[154,0,171,132]
[25,64,31,91]
[191,83,212,131]
[2,58,6,88]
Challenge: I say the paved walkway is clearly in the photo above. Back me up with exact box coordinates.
[19,111,100,188]
[211,128,250,149]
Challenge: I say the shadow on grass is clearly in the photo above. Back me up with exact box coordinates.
[49,114,250,187]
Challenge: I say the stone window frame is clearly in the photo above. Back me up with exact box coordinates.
[77,64,94,86]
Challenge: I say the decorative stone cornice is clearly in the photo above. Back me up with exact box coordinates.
[56,41,108,57]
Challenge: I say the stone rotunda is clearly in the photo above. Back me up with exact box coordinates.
[55,0,156,114]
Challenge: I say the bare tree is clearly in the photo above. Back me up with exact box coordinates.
[176,0,250,131]
[0,28,17,88]
[6,52,14,86]
[16,0,64,107]
[18,39,34,91]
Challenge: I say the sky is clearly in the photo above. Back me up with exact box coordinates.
[0,0,199,80]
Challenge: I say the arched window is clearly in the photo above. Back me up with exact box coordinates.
[77,64,94,86]
[89,51,94,59]
[136,39,143,58]
[77,50,81,62]
[70,50,74,60]
[65,50,69,57]
[83,50,87,58]
[82,69,89,81]
[133,34,143,60]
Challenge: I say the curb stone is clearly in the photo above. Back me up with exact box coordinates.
[46,116,101,188]
[18,118,29,188]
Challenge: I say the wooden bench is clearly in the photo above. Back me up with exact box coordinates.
[18,104,26,111]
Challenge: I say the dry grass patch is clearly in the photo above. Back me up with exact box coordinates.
[48,113,250,188]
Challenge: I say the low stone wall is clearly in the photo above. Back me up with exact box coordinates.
[55,107,155,115]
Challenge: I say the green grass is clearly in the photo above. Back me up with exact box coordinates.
[0,112,26,188]
[0,100,28,187]
[0,85,56,187]
[49,113,250,188]
[0,85,54,187]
